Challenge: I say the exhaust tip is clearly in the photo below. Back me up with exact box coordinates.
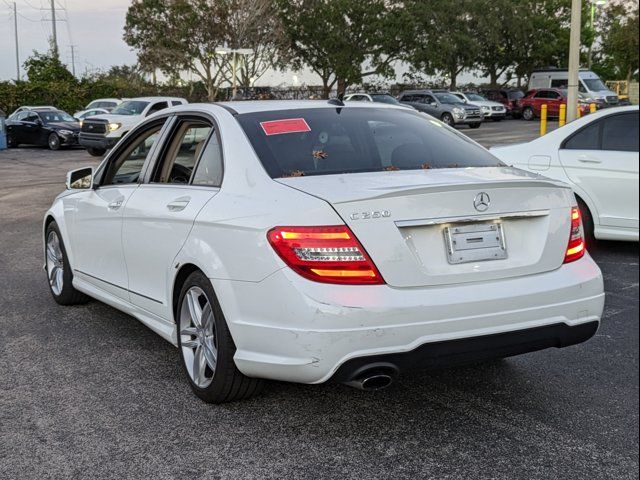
[343,363,399,391]
[361,374,393,391]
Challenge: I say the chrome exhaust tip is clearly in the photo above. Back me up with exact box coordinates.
[343,364,399,391]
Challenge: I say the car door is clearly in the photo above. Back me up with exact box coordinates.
[21,112,45,145]
[121,115,223,319]
[558,111,639,230]
[8,112,28,143]
[66,118,169,300]
[546,90,562,116]
[531,91,548,115]
[421,94,439,116]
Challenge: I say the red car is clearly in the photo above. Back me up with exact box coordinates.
[518,88,590,120]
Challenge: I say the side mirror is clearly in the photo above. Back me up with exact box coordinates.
[66,167,94,190]
[430,102,438,107]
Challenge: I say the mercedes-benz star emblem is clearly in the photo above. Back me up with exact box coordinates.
[474,192,491,212]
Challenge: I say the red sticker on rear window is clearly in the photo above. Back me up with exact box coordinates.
[260,118,311,136]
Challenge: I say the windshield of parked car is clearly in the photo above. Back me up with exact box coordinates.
[582,78,607,92]
[112,101,149,115]
[370,94,400,105]
[433,93,465,105]
[236,108,503,178]
[507,91,524,100]
[39,111,76,123]
[465,93,487,102]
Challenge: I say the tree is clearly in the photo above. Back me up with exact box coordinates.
[23,50,76,83]
[403,0,478,90]
[595,3,639,83]
[276,0,404,98]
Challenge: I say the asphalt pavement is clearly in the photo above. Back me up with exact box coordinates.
[0,119,637,480]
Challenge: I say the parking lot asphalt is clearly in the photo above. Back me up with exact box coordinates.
[0,119,637,480]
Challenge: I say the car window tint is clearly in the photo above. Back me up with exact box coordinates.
[236,108,503,178]
[103,126,163,185]
[602,113,639,152]
[192,133,224,187]
[171,101,183,107]
[155,122,212,184]
[534,91,549,99]
[25,113,39,122]
[148,102,168,115]
[563,121,600,150]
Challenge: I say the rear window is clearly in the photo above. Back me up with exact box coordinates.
[236,107,503,178]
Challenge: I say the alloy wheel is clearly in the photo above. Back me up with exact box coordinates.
[179,287,218,388]
[46,231,64,296]
[48,133,60,150]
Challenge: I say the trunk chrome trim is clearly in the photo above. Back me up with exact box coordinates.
[395,209,550,228]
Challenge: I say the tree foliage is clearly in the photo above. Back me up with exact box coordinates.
[275,0,404,97]
[594,2,639,83]
[23,50,76,84]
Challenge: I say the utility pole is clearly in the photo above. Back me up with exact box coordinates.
[50,0,58,56]
[566,0,582,123]
[13,2,20,81]
[70,45,77,77]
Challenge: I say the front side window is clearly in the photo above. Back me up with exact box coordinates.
[148,102,169,115]
[236,107,503,178]
[103,125,164,185]
[154,121,212,184]
[433,93,464,104]
[602,113,639,152]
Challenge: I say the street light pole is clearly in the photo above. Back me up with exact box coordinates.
[566,0,582,123]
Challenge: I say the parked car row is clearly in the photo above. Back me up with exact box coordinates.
[5,97,187,152]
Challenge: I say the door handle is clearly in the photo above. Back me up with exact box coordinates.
[108,199,123,210]
[166,199,190,212]
[578,155,602,164]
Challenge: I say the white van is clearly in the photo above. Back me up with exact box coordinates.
[529,69,619,106]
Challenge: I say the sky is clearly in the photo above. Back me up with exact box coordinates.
[0,0,478,86]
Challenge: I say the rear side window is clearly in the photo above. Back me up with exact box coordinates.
[602,113,639,152]
[563,122,600,150]
[236,108,503,178]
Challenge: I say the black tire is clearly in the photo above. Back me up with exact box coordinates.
[577,198,596,247]
[45,222,90,305]
[441,113,454,126]
[177,270,263,403]
[7,133,18,148]
[522,107,535,121]
[87,147,106,157]
[468,122,481,129]
[48,132,61,150]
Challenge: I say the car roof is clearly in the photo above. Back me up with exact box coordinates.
[398,90,433,95]
[126,97,187,102]
[169,100,409,115]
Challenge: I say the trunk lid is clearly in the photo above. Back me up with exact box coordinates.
[277,167,575,288]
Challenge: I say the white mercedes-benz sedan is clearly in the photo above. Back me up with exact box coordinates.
[491,106,639,243]
[44,100,604,403]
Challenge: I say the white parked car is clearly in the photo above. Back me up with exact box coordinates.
[73,98,124,118]
[451,92,507,121]
[492,106,639,242]
[45,101,604,403]
[78,96,187,156]
[75,108,110,125]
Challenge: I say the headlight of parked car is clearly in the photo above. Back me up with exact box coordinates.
[58,129,74,136]
[452,107,464,115]
[481,106,491,111]
[109,123,122,132]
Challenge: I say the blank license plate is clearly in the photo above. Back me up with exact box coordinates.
[443,222,507,264]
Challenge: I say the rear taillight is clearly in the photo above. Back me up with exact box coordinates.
[564,207,586,264]
[267,226,384,285]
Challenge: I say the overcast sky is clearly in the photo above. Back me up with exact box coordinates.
[0,0,478,86]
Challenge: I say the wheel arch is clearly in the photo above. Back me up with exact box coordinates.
[172,263,202,323]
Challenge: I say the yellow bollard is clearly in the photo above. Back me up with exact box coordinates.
[590,103,597,114]
[540,104,548,136]
[577,106,582,119]
[559,104,567,127]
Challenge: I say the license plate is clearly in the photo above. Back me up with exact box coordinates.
[443,222,507,264]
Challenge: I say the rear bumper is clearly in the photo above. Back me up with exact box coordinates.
[79,133,119,150]
[330,321,598,382]
[214,254,604,384]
